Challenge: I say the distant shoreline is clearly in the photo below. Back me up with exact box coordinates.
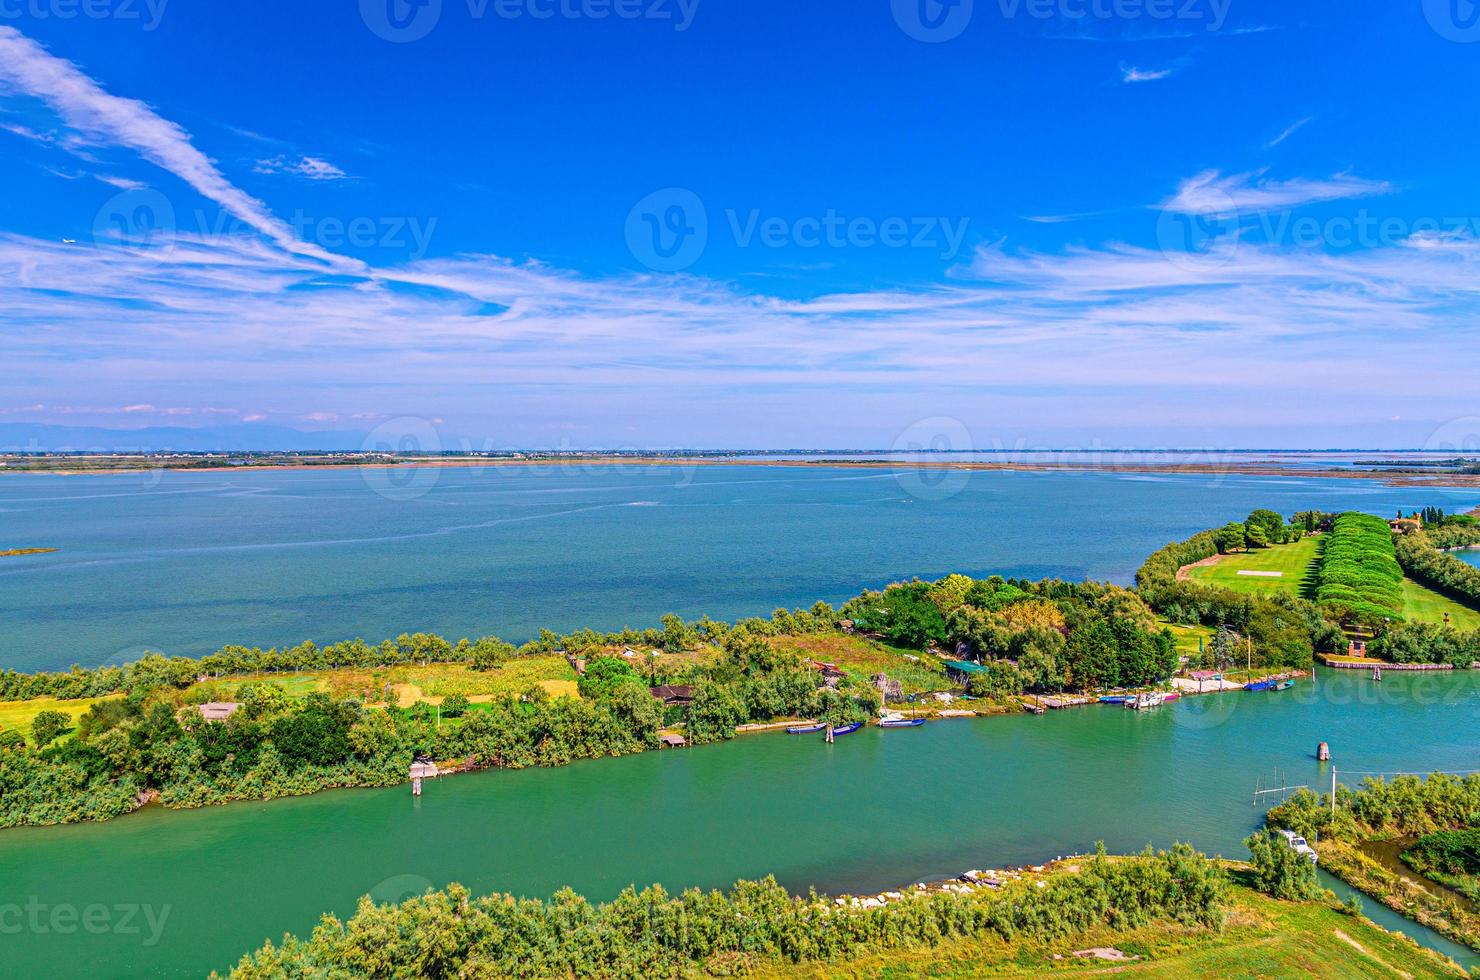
[4,454,1480,488]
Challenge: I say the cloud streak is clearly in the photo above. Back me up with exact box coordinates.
[1163,169,1393,215]
[0,27,354,269]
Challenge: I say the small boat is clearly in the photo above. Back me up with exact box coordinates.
[1161,691,1182,701]
[828,722,863,737]
[1245,679,1276,692]
[1126,692,1166,710]
[1099,695,1133,704]
[1275,680,1295,691]
[786,723,826,734]
[879,718,925,728]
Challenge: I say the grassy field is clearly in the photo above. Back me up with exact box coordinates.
[751,876,1464,979]
[1186,535,1322,597]
[1400,578,1480,630]
[1186,536,1480,629]
[1161,621,1214,661]
[0,694,118,746]
[768,633,950,693]
[185,657,583,707]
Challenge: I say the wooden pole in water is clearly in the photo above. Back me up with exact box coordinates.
[1330,768,1337,817]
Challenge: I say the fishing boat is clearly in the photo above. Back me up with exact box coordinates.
[786,723,826,734]
[1275,680,1295,691]
[828,722,863,737]
[1126,692,1166,710]
[1245,679,1276,692]
[879,718,926,728]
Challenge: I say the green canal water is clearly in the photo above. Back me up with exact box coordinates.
[3,668,1479,976]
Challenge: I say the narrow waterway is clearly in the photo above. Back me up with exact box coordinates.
[1,667,1478,976]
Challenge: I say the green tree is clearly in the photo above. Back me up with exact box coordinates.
[31,710,70,747]
[1245,524,1270,549]
[577,656,641,700]
[440,694,471,718]
[1216,522,1247,554]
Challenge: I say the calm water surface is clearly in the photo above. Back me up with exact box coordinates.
[1,669,1478,977]
[2,465,1474,671]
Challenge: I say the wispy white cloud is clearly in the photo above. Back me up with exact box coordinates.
[0,27,353,268]
[253,154,349,181]
[1163,169,1393,215]
[96,174,145,190]
[1120,64,1174,83]
[1267,116,1312,148]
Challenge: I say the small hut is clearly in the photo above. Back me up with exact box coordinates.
[409,757,440,796]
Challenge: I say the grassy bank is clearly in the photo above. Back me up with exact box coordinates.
[756,875,1462,979]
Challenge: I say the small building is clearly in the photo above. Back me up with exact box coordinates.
[659,734,687,748]
[649,684,696,708]
[197,701,240,722]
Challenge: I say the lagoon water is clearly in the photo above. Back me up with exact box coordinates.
[4,464,1480,976]
[1,464,1475,672]
[2,669,1479,977]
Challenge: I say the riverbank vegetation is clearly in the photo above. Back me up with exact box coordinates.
[222,847,1465,979]
[0,547,56,557]
[227,847,1229,978]
[1268,773,1480,951]
[1397,525,1480,613]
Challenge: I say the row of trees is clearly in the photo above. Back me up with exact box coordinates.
[1315,512,1405,626]
[0,626,883,829]
[227,847,1228,978]
[0,604,842,703]
[1395,527,1480,611]
[1214,508,1308,552]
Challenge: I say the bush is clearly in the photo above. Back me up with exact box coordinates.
[440,693,471,718]
[1245,828,1320,901]
[30,710,70,748]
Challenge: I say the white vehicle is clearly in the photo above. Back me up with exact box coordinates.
[1277,828,1318,864]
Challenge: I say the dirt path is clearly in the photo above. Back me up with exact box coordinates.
[1177,553,1225,581]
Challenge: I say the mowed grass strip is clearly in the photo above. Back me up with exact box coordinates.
[1400,577,1480,631]
[1186,536,1322,598]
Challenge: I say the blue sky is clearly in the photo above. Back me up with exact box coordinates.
[0,1,1478,450]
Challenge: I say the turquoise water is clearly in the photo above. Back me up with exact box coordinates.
[1,465,1473,672]
[1458,548,1480,569]
[0,668,1477,977]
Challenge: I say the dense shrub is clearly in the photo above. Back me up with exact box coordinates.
[227,846,1227,978]
[1316,513,1404,625]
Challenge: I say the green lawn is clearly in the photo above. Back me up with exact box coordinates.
[1186,536,1321,597]
[1186,536,1480,629]
[1400,578,1480,631]
[0,695,118,747]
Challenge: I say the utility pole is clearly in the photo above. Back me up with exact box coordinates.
[1331,767,1337,817]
